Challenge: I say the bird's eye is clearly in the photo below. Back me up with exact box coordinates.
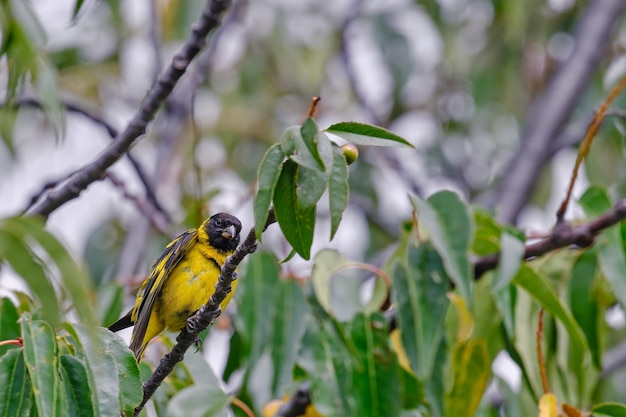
[214,218,223,227]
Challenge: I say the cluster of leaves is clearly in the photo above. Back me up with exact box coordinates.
[254,117,412,259]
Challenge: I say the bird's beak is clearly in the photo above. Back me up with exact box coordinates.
[221,225,236,240]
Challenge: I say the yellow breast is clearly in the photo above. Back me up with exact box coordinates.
[156,242,237,331]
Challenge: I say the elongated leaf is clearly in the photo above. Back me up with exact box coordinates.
[235,251,280,363]
[5,216,95,325]
[325,122,413,147]
[0,229,61,327]
[311,250,353,316]
[270,280,308,396]
[513,266,589,381]
[254,144,285,240]
[569,250,600,368]
[392,244,449,378]
[593,403,626,417]
[168,384,231,417]
[273,160,315,259]
[21,315,61,417]
[493,232,525,291]
[0,298,20,357]
[444,338,490,417]
[411,192,473,307]
[0,349,33,417]
[65,323,142,417]
[300,117,325,170]
[296,165,331,211]
[329,144,349,239]
[59,355,94,417]
[340,314,400,417]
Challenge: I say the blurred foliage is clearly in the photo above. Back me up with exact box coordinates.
[4,0,626,416]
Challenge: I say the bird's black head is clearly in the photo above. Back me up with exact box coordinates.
[205,213,242,252]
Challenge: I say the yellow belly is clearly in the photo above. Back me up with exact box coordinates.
[155,245,237,332]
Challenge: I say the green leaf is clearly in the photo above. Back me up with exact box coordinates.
[273,160,315,259]
[0,349,33,417]
[593,402,626,417]
[59,355,94,417]
[329,144,349,239]
[444,338,490,417]
[270,280,308,396]
[21,315,61,417]
[513,265,589,382]
[300,117,325,170]
[0,298,20,357]
[5,216,95,325]
[392,244,449,378]
[235,251,280,363]
[280,126,325,172]
[296,165,331,211]
[339,314,401,417]
[492,232,525,291]
[167,384,231,417]
[569,250,601,368]
[411,191,473,307]
[254,144,284,240]
[472,209,502,256]
[579,187,626,312]
[64,323,142,416]
[492,281,516,338]
[0,229,61,327]
[325,122,413,147]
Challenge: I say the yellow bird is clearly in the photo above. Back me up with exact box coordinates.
[108,213,242,359]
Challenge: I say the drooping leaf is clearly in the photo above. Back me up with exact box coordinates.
[0,349,33,417]
[411,192,473,307]
[569,250,601,368]
[311,249,353,316]
[5,216,95,325]
[273,160,315,259]
[329,144,349,239]
[21,315,61,417]
[444,338,490,417]
[325,122,413,147]
[513,265,590,383]
[0,229,61,327]
[280,126,324,172]
[59,355,95,417]
[254,144,285,240]
[392,244,449,378]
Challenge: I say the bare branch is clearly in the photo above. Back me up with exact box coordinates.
[28,0,232,219]
[496,0,625,225]
[475,199,626,277]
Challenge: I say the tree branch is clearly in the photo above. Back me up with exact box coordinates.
[28,0,232,219]
[496,0,625,225]
[475,199,626,278]
[13,97,169,220]
[132,210,276,417]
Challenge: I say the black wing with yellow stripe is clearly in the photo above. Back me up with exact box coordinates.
[128,229,198,356]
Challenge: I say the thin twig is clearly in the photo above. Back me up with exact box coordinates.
[132,210,276,417]
[28,0,232,219]
[537,309,550,394]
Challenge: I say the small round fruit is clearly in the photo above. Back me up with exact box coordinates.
[341,143,359,165]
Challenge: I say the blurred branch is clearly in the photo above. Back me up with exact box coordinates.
[475,199,626,278]
[27,0,232,219]
[104,172,172,236]
[496,0,625,225]
[132,210,276,417]
[13,97,169,221]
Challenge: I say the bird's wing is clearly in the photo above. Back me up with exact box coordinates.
[129,229,198,355]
